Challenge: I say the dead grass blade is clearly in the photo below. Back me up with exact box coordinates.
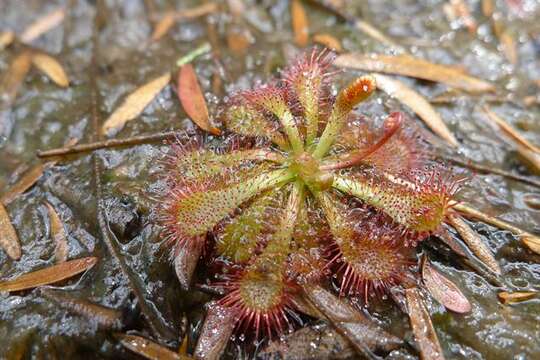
[335,53,495,93]
[0,163,46,205]
[447,214,501,275]
[174,2,219,20]
[454,202,540,256]
[41,288,122,329]
[0,256,97,292]
[178,64,220,135]
[313,33,342,52]
[20,8,65,43]
[1,51,32,105]
[45,202,68,263]
[482,105,540,154]
[372,73,459,147]
[405,287,445,360]
[516,145,540,175]
[291,0,309,47]
[31,52,70,87]
[102,72,171,137]
[498,291,537,305]
[117,334,184,360]
[151,12,175,42]
[0,202,21,260]
[422,257,472,313]
[0,31,15,50]
[353,20,404,51]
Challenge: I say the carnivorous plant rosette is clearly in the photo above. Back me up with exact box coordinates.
[158,50,476,356]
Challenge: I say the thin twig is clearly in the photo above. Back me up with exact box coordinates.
[89,0,175,341]
[37,130,179,158]
[441,155,540,188]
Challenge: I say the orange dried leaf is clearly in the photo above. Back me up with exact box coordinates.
[405,287,445,360]
[0,256,97,292]
[0,202,21,260]
[151,12,175,41]
[20,8,65,43]
[226,29,251,55]
[291,0,309,47]
[522,235,540,255]
[334,53,495,93]
[1,51,32,105]
[482,105,540,154]
[372,73,459,147]
[102,72,171,137]
[0,31,14,50]
[422,259,472,313]
[45,202,68,263]
[498,291,537,305]
[0,163,46,205]
[178,64,220,135]
[313,33,342,52]
[481,0,494,17]
[117,334,184,360]
[31,53,70,87]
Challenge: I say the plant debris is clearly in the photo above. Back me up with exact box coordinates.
[0,201,21,260]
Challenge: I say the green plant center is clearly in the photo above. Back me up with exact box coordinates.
[289,151,333,191]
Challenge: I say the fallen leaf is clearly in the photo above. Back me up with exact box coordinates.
[482,105,540,154]
[516,145,540,175]
[20,8,65,43]
[150,12,175,41]
[372,73,459,147]
[481,0,494,17]
[41,288,122,329]
[0,202,21,260]
[117,334,184,360]
[226,28,251,55]
[194,302,237,360]
[447,214,501,274]
[0,256,97,292]
[174,2,219,20]
[405,287,445,360]
[353,20,404,51]
[0,31,14,50]
[0,163,46,205]
[102,72,171,137]
[178,64,220,135]
[522,235,540,255]
[291,0,309,47]
[45,202,68,263]
[334,53,495,93]
[31,52,70,87]
[422,258,472,313]
[498,29,518,65]
[498,291,537,305]
[1,51,32,105]
[313,33,342,52]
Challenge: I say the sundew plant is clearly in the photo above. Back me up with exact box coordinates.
[158,50,463,344]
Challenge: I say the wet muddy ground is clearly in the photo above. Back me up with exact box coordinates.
[1,0,539,359]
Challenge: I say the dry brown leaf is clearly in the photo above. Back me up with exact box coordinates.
[422,258,472,313]
[31,52,69,87]
[353,20,403,50]
[313,33,342,52]
[405,287,445,360]
[150,12,175,42]
[0,31,14,50]
[447,214,501,275]
[498,291,537,305]
[178,64,220,135]
[482,105,539,154]
[45,202,68,263]
[334,53,495,93]
[0,202,21,260]
[102,72,171,137]
[0,163,46,205]
[41,288,122,329]
[0,256,97,292]
[372,73,459,147]
[1,51,32,105]
[291,0,309,47]
[117,334,183,360]
[499,30,518,65]
[481,0,494,17]
[194,302,237,360]
[516,145,540,175]
[174,2,219,20]
[20,8,65,43]
[454,202,540,256]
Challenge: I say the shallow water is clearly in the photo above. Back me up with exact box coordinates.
[0,0,539,359]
